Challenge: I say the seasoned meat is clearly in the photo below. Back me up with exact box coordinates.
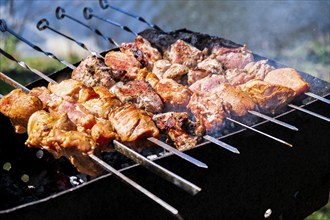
[48,79,84,102]
[109,104,159,142]
[91,119,117,151]
[26,110,103,177]
[154,78,192,111]
[153,112,200,151]
[212,45,254,69]
[187,69,209,85]
[29,86,52,109]
[0,89,43,133]
[187,92,228,133]
[264,68,310,96]
[244,60,274,79]
[81,86,122,119]
[72,55,116,88]
[111,80,163,113]
[164,39,207,68]
[197,54,223,75]
[152,59,171,79]
[121,36,162,71]
[163,63,189,84]
[225,69,252,86]
[189,74,227,93]
[211,83,257,117]
[104,51,140,80]
[240,79,295,114]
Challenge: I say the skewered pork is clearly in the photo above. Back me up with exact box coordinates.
[0,89,43,133]
[152,59,171,79]
[264,68,310,96]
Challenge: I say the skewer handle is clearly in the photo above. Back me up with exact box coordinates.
[83,7,138,37]
[98,0,164,31]
[0,72,30,93]
[0,19,76,70]
[305,92,330,105]
[55,7,119,47]
[288,104,330,123]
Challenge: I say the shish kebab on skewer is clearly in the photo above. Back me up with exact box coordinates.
[43,12,297,147]
[0,18,208,167]
[0,73,182,216]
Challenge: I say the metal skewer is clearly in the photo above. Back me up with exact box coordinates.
[55,7,119,47]
[203,135,240,154]
[0,19,76,70]
[36,19,104,59]
[288,104,330,123]
[98,0,164,31]
[226,117,293,147]
[83,7,138,37]
[0,72,180,216]
[248,110,299,131]
[0,48,57,84]
[304,92,330,105]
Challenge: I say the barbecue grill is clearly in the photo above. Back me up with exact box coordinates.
[0,2,329,220]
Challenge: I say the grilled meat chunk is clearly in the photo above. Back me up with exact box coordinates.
[72,55,116,88]
[153,112,201,151]
[121,36,162,71]
[212,45,254,70]
[244,60,274,79]
[29,86,52,109]
[26,110,103,177]
[164,39,207,68]
[91,119,117,151]
[240,79,295,114]
[264,68,310,96]
[0,89,43,133]
[154,78,192,111]
[105,51,140,80]
[187,92,228,133]
[152,59,171,79]
[197,54,223,75]
[189,74,227,93]
[211,83,257,117]
[111,80,163,113]
[163,63,189,84]
[48,79,84,102]
[187,69,209,85]
[109,104,159,142]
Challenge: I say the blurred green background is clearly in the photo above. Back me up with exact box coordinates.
[0,1,329,218]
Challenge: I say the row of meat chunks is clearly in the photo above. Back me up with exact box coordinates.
[0,35,310,176]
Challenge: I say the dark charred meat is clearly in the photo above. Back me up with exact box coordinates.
[187,92,228,133]
[108,103,160,143]
[212,45,254,70]
[153,112,201,151]
[0,89,43,133]
[111,80,163,113]
[240,79,295,114]
[164,39,208,68]
[264,68,310,96]
[121,36,162,71]
[72,55,116,88]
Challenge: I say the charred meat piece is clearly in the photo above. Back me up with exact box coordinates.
[105,51,140,81]
[240,79,295,114]
[111,80,163,113]
[72,55,116,88]
[212,45,254,70]
[154,78,192,111]
[211,83,257,118]
[164,39,208,68]
[121,36,162,71]
[109,103,159,143]
[187,92,228,133]
[0,89,43,133]
[264,68,310,96]
[26,110,103,177]
[189,74,227,93]
[152,59,171,79]
[153,112,201,151]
